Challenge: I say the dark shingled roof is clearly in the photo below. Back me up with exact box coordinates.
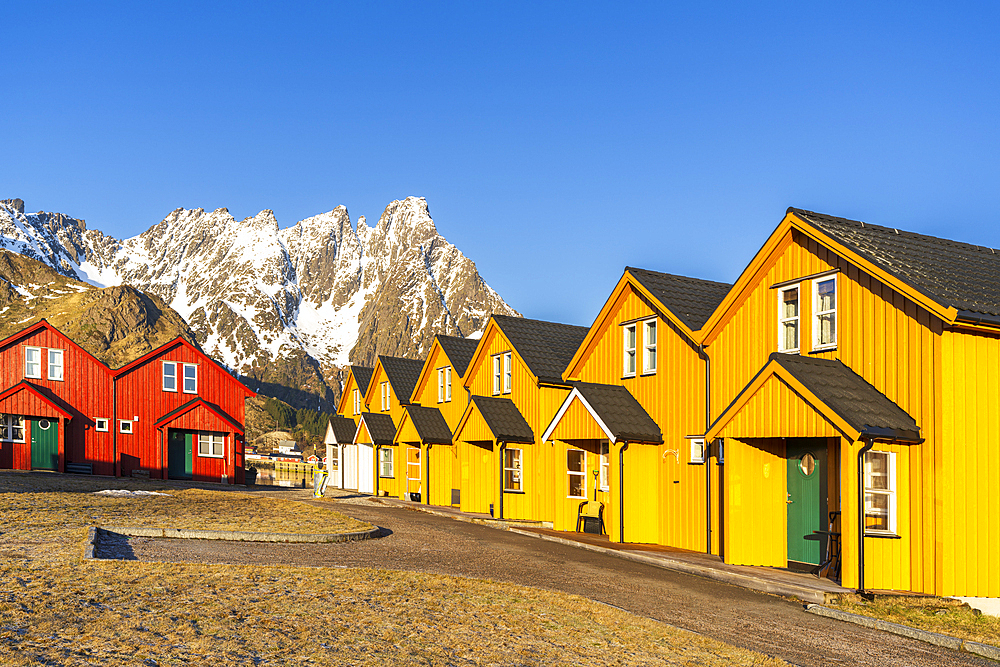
[770,353,921,442]
[401,406,453,445]
[358,412,396,445]
[570,382,663,443]
[626,268,733,331]
[378,356,425,405]
[468,396,534,443]
[492,315,588,385]
[791,207,1000,321]
[326,415,358,444]
[436,335,479,378]
[350,366,375,395]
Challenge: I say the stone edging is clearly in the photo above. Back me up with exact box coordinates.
[83,524,381,558]
[806,604,1000,662]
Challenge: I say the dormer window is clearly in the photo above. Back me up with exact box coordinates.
[778,286,800,353]
[623,324,637,376]
[25,347,41,379]
[813,277,837,350]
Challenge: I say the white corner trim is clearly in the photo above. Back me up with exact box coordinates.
[541,388,615,443]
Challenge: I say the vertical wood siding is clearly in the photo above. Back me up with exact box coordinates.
[724,438,787,566]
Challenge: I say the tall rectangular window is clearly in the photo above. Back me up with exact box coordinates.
[643,320,657,374]
[406,447,421,482]
[182,364,197,393]
[567,449,586,498]
[47,349,64,381]
[778,286,800,352]
[379,447,394,477]
[503,352,512,394]
[438,368,445,402]
[1,415,24,442]
[599,441,610,491]
[381,382,390,411]
[198,433,225,458]
[623,324,636,376]
[445,366,452,402]
[864,451,896,534]
[163,362,177,392]
[25,347,41,379]
[504,448,523,491]
[492,355,502,395]
[353,388,360,414]
[813,277,837,349]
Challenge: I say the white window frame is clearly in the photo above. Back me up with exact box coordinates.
[182,363,197,394]
[599,440,610,491]
[642,319,657,374]
[812,276,837,350]
[198,432,225,458]
[163,361,178,392]
[406,446,421,482]
[689,438,706,464]
[353,388,360,415]
[379,447,394,478]
[24,347,41,379]
[119,420,134,434]
[567,448,587,499]
[438,368,444,403]
[1,415,25,443]
[445,366,452,402]
[381,381,390,411]
[95,418,109,432]
[777,285,800,353]
[623,324,637,377]
[504,447,523,492]
[47,349,64,381]
[503,352,512,394]
[492,355,501,395]
[864,450,897,535]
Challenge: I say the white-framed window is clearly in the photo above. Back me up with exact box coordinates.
[24,347,41,379]
[47,349,64,381]
[406,447,421,482]
[163,361,177,392]
[492,355,502,394]
[503,352,512,393]
[642,320,657,374]
[492,353,512,395]
[95,418,109,432]
[119,420,133,434]
[438,367,453,403]
[504,447,523,492]
[329,446,339,471]
[813,277,837,350]
[353,388,360,415]
[198,432,225,458]
[380,381,390,411]
[623,324,637,376]
[182,363,197,393]
[1,415,24,442]
[864,451,897,534]
[567,448,587,498]
[689,439,706,464]
[379,447,394,478]
[599,440,610,491]
[778,285,800,353]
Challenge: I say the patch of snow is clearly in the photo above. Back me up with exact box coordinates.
[92,489,171,497]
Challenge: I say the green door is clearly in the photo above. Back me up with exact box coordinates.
[30,418,59,470]
[786,438,827,565]
[168,430,193,479]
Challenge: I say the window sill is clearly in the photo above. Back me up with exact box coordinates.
[687,461,705,465]
[379,474,395,479]
[199,453,225,459]
[809,346,837,354]
[503,489,525,494]
[621,375,637,381]
[163,388,178,393]
[182,390,197,395]
[864,531,901,539]
[567,496,588,500]
[48,377,64,382]
[777,349,800,355]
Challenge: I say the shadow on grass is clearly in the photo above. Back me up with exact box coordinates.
[95,531,138,561]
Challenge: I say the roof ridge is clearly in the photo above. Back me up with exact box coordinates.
[626,266,733,288]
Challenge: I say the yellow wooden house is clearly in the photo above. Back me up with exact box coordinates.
[452,315,588,521]
[701,207,1000,597]
[330,365,374,492]
[396,335,480,507]
[356,355,425,500]
[542,268,731,545]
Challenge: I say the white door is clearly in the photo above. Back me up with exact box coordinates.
[358,443,375,494]
[326,444,341,489]
[344,444,359,491]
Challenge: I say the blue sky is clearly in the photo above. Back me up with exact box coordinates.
[3,2,1000,325]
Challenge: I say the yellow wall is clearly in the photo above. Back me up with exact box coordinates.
[425,443,457,507]
[337,371,366,423]
[365,361,409,425]
[716,374,842,440]
[724,438,787,567]
[411,341,471,430]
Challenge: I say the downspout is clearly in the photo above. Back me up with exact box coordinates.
[699,343,712,555]
[498,441,506,520]
[619,441,629,543]
[857,436,875,595]
[374,444,380,497]
[425,442,431,505]
[112,374,118,478]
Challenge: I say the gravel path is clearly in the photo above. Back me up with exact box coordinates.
[99,496,992,667]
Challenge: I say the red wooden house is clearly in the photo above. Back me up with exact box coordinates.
[0,320,114,475]
[114,337,256,483]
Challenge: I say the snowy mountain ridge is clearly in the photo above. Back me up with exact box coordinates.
[0,197,518,409]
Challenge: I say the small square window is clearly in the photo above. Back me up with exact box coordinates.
[689,439,706,464]
[119,420,133,434]
[95,418,109,432]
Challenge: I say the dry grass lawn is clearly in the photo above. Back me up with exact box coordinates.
[0,471,787,666]
[833,594,1000,647]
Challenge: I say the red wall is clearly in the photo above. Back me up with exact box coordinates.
[162,406,245,483]
[0,326,114,475]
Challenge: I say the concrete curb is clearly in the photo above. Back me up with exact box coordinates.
[99,525,381,543]
[806,604,1000,661]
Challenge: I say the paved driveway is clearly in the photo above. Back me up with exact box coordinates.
[105,498,992,667]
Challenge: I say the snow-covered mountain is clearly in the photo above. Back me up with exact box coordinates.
[0,197,518,409]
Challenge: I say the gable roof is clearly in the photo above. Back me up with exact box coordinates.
[377,356,425,405]
[490,315,589,385]
[0,380,74,420]
[458,395,535,444]
[396,405,453,445]
[350,365,375,396]
[791,208,1000,323]
[113,337,255,396]
[436,335,479,378]
[542,382,663,444]
[153,397,245,434]
[325,415,358,444]
[708,353,921,443]
[357,412,397,445]
[626,268,733,331]
[0,319,113,376]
